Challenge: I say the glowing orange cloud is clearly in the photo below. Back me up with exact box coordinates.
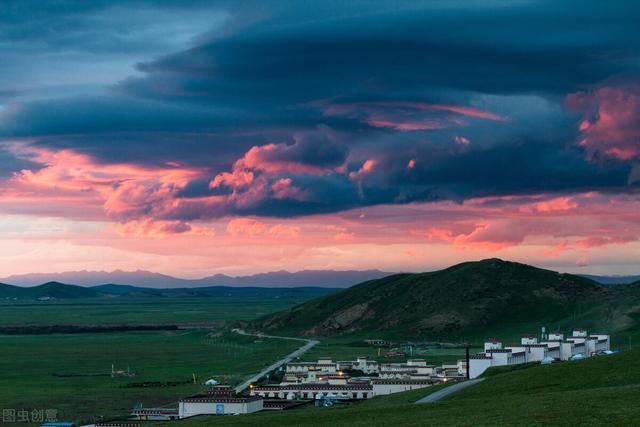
[532,197,579,213]
[349,159,377,180]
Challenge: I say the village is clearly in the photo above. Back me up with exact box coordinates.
[117,327,611,422]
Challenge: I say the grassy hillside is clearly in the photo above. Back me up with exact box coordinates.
[168,349,640,427]
[252,259,639,340]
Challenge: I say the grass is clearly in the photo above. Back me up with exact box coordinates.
[0,296,314,326]
[167,349,640,426]
[0,330,301,425]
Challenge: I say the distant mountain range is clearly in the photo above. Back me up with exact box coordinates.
[0,269,391,289]
[579,274,640,285]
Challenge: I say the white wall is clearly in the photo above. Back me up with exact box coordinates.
[526,347,545,362]
[179,399,263,418]
[246,399,263,414]
[372,382,431,396]
[592,335,610,351]
[491,352,509,366]
[560,342,573,360]
[469,358,492,379]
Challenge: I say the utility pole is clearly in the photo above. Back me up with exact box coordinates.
[465,346,470,380]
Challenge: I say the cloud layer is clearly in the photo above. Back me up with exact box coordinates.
[0,1,639,275]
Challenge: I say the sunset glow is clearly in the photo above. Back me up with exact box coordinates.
[0,1,639,277]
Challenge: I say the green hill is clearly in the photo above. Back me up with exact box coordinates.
[168,349,640,426]
[0,281,105,300]
[0,282,338,301]
[252,259,639,339]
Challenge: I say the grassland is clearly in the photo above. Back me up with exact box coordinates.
[168,349,640,426]
[0,295,313,326]
[0,330,301,425]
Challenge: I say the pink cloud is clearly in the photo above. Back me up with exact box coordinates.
[325,225,355,241]
[411,227,458,242]
[113,219,214,238]
[226,218,300,238]
[322,100,507,132]
[210,169,255,190]
[271,178,308,201]
[209,134,346,206]
[453,222,526,251]
[367,118,448,131]
[3,142,640,274]
[454,136,471,146]
[576,255,589,267]
[349,159,377,180]
[532,196,578,213]
[2,143,212,233]
[232,143,329,175]
[2,189,640,277]
[544,240,569,257]
[406,193,640,253]
[575,236,637,248]
[566,82,640,163]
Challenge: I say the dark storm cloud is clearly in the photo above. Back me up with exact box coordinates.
[0,0,230,53]
[123,0,640,105]
[0,0,639,221]
[0,146,39,178]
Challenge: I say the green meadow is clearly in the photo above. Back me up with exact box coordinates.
[0,330,300,425]
[0,295,311,326]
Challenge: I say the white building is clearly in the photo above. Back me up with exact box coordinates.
[336,356,379,374]
[548,332,564,341]
[379,359,436,380]
[252,380,434,400]
[286,358,338,374]
[468,329,610,379]
[178,386,263,418]
[252,384,375,400]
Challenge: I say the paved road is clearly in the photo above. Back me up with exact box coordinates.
[232,329,319,393]
[416,379,484,403]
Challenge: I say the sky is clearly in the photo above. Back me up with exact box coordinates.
[0,0,639,277]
